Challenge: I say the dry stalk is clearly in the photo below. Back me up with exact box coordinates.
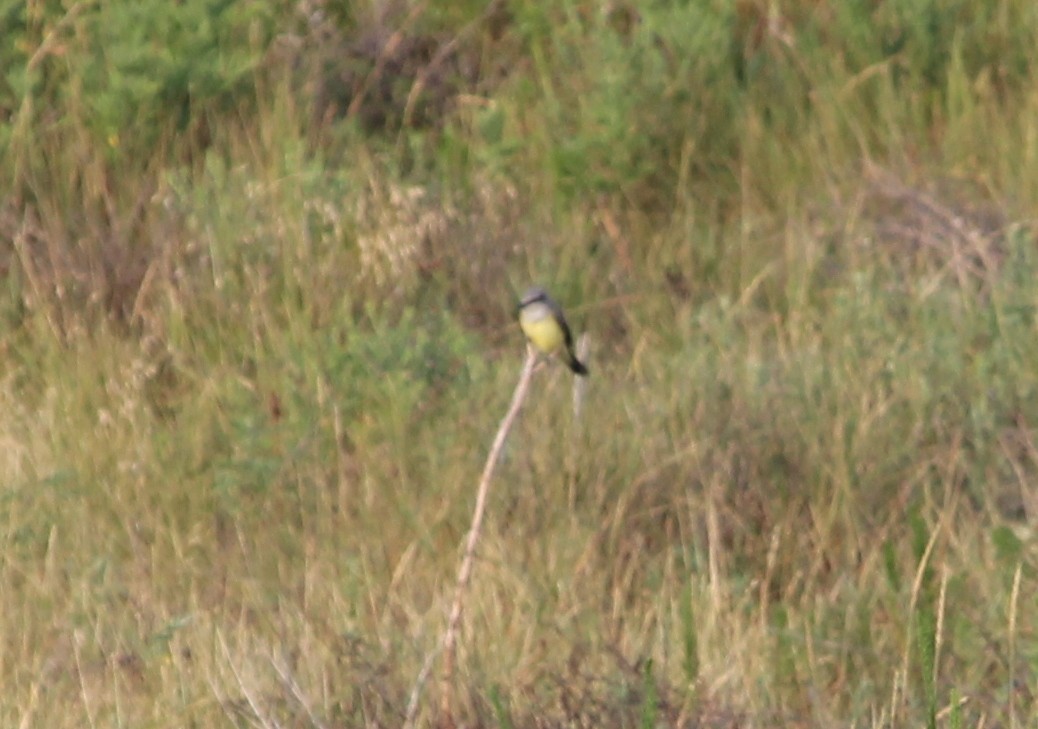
[404,347,537,728]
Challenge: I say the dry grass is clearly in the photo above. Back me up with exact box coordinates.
[3,2,1038,727]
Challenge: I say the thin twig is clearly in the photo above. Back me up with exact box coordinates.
[403,643,442,728]
[411,348,537,727]
[217,631,280,729]
[398,1,496,132]
[346,2,428,122]
[269,653,328,729]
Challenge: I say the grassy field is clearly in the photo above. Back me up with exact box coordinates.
[2,1,1037,726]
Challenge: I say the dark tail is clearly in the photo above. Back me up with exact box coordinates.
[567,351,589,376]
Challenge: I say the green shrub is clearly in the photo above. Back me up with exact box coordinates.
[3,0,282,159]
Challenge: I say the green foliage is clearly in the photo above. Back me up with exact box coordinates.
[488,684,514,729]
[82,0,273,136]
[506,2,742,208]
[325,304,480,432]
[872,0,1038,93]
[639,658,658,729]
[908,508,939,729]
[203,300,479,520]
[4,0,1038,727]
[2,0,282,159]
[679,583,699,684]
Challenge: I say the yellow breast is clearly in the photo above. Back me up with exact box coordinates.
[519,307,565,354]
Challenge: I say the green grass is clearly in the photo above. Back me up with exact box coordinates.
[2,0,1038,726]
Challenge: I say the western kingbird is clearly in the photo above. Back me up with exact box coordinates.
[517,286,589,376]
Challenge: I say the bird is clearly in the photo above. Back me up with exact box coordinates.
[517,286,589,376]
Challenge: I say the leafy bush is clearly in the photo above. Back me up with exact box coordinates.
[2,0,282,157]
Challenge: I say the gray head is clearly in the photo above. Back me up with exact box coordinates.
[519,286,550,308]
